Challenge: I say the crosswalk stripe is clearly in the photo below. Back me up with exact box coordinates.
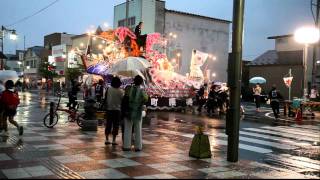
[275,126,320,136]
[213,133,297,150]
[243,128,317,142]
[288,156,320,166]
[209,138,273,154]
[262,126,320,138]
[261,126,320,138]
[291,124,320,131]
[266,154,320,170]
[155,129,273,154]
[239,131,312,147]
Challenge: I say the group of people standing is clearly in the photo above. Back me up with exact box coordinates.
[77,75,148,151]
[196,83,229,116]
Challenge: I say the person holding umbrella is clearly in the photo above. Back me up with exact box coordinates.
[253,83,262,112]
[123,75,148,151]
[249,77,266,112]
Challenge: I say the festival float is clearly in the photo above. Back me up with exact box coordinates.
[73,27,214,110]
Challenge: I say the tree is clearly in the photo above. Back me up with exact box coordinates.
[38,60,58,80]
[65,65,85,82]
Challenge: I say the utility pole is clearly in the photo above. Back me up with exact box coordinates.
[22,35,26,91]
[1,26,5,70]
[226,0,245,162]
[312,0,320,86]
[125,0,129,27]
[289,69,292,101]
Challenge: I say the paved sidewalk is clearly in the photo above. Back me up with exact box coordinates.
[0,92,318,179]
[0,120,318,179]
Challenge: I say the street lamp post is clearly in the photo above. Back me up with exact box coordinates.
[294,27,320,99]
[1,25,17,70]
[227,0,245,163]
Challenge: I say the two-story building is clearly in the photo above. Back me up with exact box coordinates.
[4,50,25,76]
[23,46,50,84]
[114,0,230,82]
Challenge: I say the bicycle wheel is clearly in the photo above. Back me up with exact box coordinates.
[43,112,59,128]
[76,112,86,127]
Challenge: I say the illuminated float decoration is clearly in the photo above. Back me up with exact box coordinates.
[74,27,207,98]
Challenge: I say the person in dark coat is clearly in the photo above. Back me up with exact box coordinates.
[196,83,207,114]
[67,81,81,110]
[268,85,283,119]
[134,22,147,51]
[207,85,218,116]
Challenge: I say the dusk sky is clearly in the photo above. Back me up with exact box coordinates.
[0,0,315,60]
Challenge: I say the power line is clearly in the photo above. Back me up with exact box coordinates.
[6,0,60,27]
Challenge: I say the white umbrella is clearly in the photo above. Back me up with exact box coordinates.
[249,77,266,84]
[109,57,151,78]
[0,70,19,83]
[114,69,146,80]
[213,81,223,86]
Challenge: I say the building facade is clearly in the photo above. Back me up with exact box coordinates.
[247,35,316,99]
[44,32,75,49]
[114,0,230,82]
[44,32,77,84]
[23,46,50,84]
[4,50,24,75]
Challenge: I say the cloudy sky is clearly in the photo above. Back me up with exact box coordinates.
[0,0,315,60]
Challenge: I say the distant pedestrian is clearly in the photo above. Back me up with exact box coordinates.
[310,86,319,101]
[0,80,23,136]
[268,85,283,119]
[104,76,124,146]
[207,85,218,116]
[95,79,104,103]
[61,82,66,91]
[67,81,81,110]
[123,75,148,151]
[196,83,207,114]
[253,83,262,112]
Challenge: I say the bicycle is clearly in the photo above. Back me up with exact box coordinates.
[43,92,85,128]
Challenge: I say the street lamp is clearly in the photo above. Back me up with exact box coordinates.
[294,26,320,99]
[17,61,22,70]
[1,26,18,70]
[9,33,17,40]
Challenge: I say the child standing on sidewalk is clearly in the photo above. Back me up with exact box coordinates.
[0,80,23,136]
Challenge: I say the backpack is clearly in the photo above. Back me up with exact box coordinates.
[1,90,20,110]
[271,90,278,98]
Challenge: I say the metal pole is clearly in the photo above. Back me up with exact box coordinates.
[227,0,245,163]
[289,69,292,101]
[22,35,25,91]
[1,26,4,52]
[303,44,308,100]
[1,26,4,70]
[311,0,319,86]
[125,0,129,27]
[23,35,25,72]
